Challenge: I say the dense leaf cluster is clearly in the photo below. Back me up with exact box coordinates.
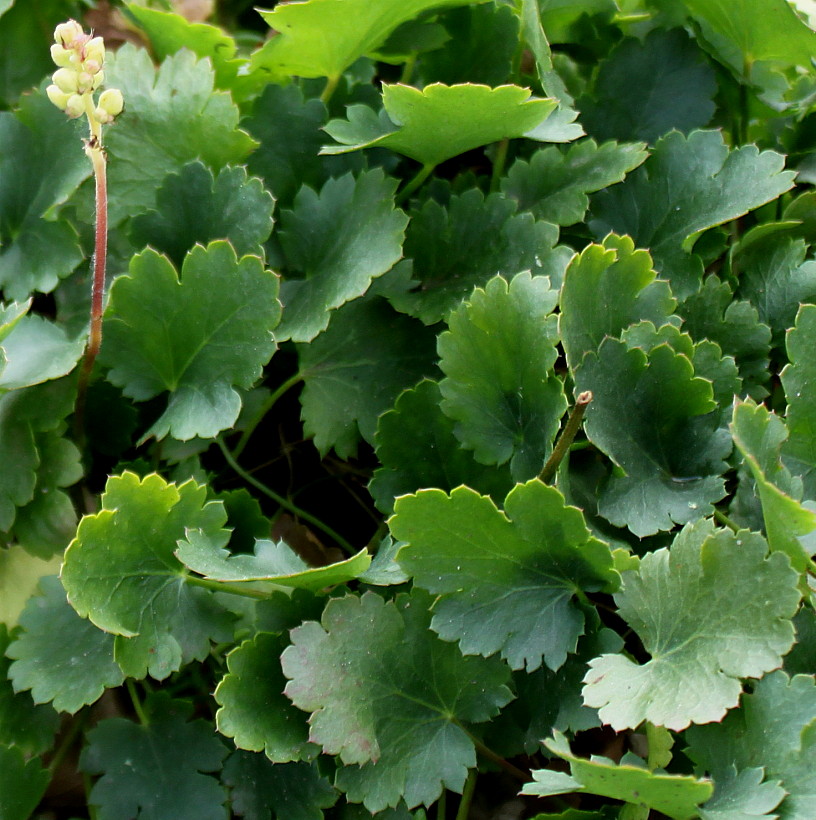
[2,0,816,818]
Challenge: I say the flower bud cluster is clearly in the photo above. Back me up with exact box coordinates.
[47,20,123,125]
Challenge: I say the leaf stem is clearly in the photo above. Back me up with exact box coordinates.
[126,679,149,727]
[397,162,435,205]
[713,507,740,532]
[47,709,88,775]
[216,437,356,554]
[455,770,477,820]
[320,73,340,105]
[540,391,593,483]
[184,574,275,600]
[468,732,528,783]
[233,371,304,459]
[74,135,108,447]
[436,790,447,819]
[490,138,510,192]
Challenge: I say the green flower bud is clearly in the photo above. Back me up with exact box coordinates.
[46,84,71,110]
[50,43,73,68]
[52,67,79,94]
[54,20,84,48]
[97,88,124,118]
[65,94,85,118]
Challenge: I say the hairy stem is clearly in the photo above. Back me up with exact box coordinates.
[540,391,593,483]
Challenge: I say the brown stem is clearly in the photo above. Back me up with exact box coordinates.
[74,142,107,446]
[539,390,593,483]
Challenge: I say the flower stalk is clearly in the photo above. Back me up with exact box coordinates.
[47,19,123,442]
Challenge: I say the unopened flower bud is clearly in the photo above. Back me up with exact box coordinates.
[84,59,101,75]
[92,71,104,90]
[76,71,94,93]
[84,37,105,67]
[97,88,124,118]
[50,43,73,67]
[46,84,71,110]
[65,94,85,118]
[54,19,83,48]
[52,67,78,93]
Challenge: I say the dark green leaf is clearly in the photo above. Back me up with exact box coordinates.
[0,743,49,820]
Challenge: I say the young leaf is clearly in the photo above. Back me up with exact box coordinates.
[369,379,514,514]
[559,234,677,371]
[0,623,58,754]
[103,45,257,223]
[222,752,337,820]
[590,130,795,297]
[251,0,492,83]
[6,576,124,715]
[276,170,407,342]
[215,632,318,762]
[501,139,647,226]
[386,189,569,325]
[81,694,229,820]
[322,83,557,167]
[524,731,713,820]
[697,767,784,820]
[578,29,717,144]
[781,304,816,498]
[281,590,513,811]
[298,295,439,458]
[438,272,565,480]
[686,671,816,820]
[177,530,371,590]
[575,337,731,536]
[730,398,816,574]
[129,163,275,268]
[0,743,49,820]
[582,520,800,731]
[391,481,618,672]
[0,89,89,299]
[99,241,280,442]
[60,472,234,680]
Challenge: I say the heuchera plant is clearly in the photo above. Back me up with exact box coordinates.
[2,0,816,818]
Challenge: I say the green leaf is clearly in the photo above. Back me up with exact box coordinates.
[125,5,246,89]
[369,379,514,514]
[0,89,89,299]
[438,272,565,480]
[574,337,731,536]
[578,29,717,144]
[582,519,800,730]
[0,545,62,629]
[590,130,795,298]
[215,632,317,762]
[559,234,677,371]
[129,163,275,268]
[281,590,513,811]
[177,530,370,590]
[419,5,518,86]
[686,671,816,820]
[502,139,647,226]
[781,305,816,498]
[6,576,124,714]
[322,83,557,167]
[0,623,58,754]
[0,743,49,820]
[60,472,234,680]
[222,752,337,820]
[524,730,713,820]
[698,767,785,820]
[386,189,570,325]
[391,481,618,671]
[678,277,771,398]
[276,170,407,342]
[103,45,257,224]
[81,693,229,820]
[99,242,280,442]
[736,237,816,346]
[730,398,816,574]
[250,0,491,83]
[298,296,439,458]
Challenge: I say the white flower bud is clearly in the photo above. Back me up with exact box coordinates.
[76,71,94,93]
[84,59,101,75]
[50,43,73,67]
[54,20,84,48]
[46,84,71,110]
[84,37,105,67]
[52,67,78,94]
[97,88,124,118]
[65,94,85,118]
